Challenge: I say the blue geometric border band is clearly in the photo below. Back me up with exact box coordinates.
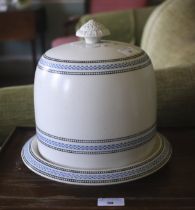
[43,51,145,63]
[37,53,151,75]
[21,135,172,185]
[36,124,156,154]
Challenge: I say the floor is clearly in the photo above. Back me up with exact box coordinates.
[0,59,34,87]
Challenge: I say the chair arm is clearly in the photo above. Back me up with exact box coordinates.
[155,64,195,127]
[0,85,34,145]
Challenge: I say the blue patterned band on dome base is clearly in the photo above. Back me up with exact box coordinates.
[21,135,172,185]
[36,124,156,154]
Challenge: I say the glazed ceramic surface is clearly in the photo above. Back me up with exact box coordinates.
[34,20,156,169]
[21,133,172,186]
[21,20,172,185]
[36,124,156,169]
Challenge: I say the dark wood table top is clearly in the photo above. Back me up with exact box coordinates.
[0,127,195,210]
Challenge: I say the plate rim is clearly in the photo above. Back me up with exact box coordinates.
[21,133,172,186]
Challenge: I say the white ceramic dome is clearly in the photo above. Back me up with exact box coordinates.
[21,20,172,186]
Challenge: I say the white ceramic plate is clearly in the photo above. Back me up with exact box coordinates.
[21,133,171,186]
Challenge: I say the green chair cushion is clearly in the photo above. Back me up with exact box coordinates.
[141,0,195,69]
[0,85,35,145]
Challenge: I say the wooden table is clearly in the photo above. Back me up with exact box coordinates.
[0,127,195,209]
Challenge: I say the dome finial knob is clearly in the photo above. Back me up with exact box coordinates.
[76,19,110,44]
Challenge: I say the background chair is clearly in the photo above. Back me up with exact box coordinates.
[140,0,195,126]
[51,0,149,47]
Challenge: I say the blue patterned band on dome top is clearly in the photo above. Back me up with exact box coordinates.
[36,124,156,154]
[37,53,151,75]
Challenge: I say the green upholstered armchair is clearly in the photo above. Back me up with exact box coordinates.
[0,0,195,146]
